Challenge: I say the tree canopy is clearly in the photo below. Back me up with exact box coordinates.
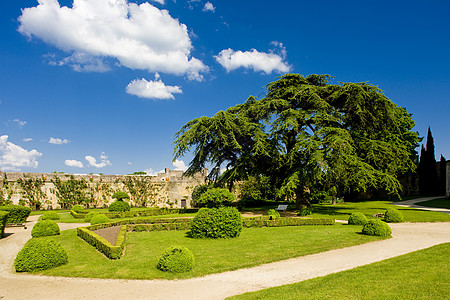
[173,74,420,207]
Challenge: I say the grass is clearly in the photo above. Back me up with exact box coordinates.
[229,242,450,299]
[37,224,386,280]
[416,198,450,209]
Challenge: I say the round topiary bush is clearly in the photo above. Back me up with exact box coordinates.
[348,212,368,225]
[31,220,60,237]
[39,211,60,221]
[14,239,68,272]
[362,219,392,237]
[112,191,130,201]
[267,209,280,219]
[84,212,99,223]
[384,208,404,223]
[71,205,84,212]
[297,207,312,216]
[189,207,242,238]
[108,200,130,212]
[157,246,194,273]
[197,188,235,208]
[90,214,110,225]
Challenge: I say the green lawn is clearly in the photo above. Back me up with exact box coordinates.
[416,198,450,209]
[229,243,450,300]
[37,224,385,280]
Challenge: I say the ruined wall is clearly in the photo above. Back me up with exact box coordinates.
[0,169,208,209]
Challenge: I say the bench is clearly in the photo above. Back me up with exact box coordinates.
[275,204,288,211]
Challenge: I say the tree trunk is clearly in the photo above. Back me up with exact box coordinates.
[295,186,311,209]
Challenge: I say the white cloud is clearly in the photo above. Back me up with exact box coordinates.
[128,162,132,165]
[85,152,111,168]
[6,119,27,128]
[214,46,291,74]
[18,0,207,80]
[23,138,33,142]
[172,159,187,171]
[151,0,165,5]
[65,159,84,168]
[126,73,182,100]
[49,137,70,144]
[0,135,42,170]
[203,2,215,12]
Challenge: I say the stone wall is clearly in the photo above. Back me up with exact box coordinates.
[0,169,208,209]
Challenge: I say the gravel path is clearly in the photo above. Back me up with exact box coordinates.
[1,201,449,300]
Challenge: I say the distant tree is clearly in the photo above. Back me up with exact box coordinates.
[112,191,130,201]
[418,128,439,196]
[439,155,447,196]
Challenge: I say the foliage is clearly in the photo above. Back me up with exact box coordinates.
[238,176,276,205]
[16,178,46,210]
[90,214,110,225]
[297,207,312,216]
[31,220,60,237]
[72,205,84,212]
[191,184,209,205]
[157,246,195,273]
[0,210,8,238]
[112,191,130,201]
[242,217,334,227]
[347,212,368,225]
[415,198,450,209]
[266,209,280,218]
[108,200,131,212]
[84,212,99,222]
[362,219,392,237]
[77,225,126,259]
[39,211,60,220]
[418,128,439,196]
[14,239,68,272]
[174,74,420,208]
[0,205,31,224]
[383,208,404,223]
[189,207,242,238]
[196,188,235,208]
[122,176,164,207]
[51,175,88,209]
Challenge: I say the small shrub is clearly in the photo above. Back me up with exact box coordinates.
[71,205,84,212]
[14,239,68,272]
[297,207,312,216]
[108,200,130,212]
[0,205,31,224]
[0,210,8,238]
[39,211,60,220]
[112,191,130,201]
[90,214,110,225]
[157,246,194,273]
[384,208,404,223]
[348,212,368,225]
[31,220,60,237]
[197,188,235,208]
[84,212,99,222]
[267,209,280,219]
[362,219,392,237]
[189,207,242,238]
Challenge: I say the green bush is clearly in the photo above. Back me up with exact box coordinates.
[157,246,194,273]
[108,200,130,212]
[112,191,130,201]
[31,220,60,237]
[0,205,31,224]
[348,212,368,225]
[84,212,99,223]
[0,210,8,238]
[362,219,392,237]
[189,207,242,238]
[14,239,68,272]
[90,214,110,225]
[242,217,335,227]
[191,184,209,205]
[71,205,84,212]
[197,188,235,208]
[297,207,312,216]
[77,225,126,259]
[384,208,404,223]
[267,209,280,219]
[39,211,60,220]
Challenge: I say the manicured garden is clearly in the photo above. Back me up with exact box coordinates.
[415,198,450,209]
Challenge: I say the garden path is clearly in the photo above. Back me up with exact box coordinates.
[393,196,450,214]
[1,203,449,300]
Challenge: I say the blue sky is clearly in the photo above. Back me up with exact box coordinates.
[1,0,449,175]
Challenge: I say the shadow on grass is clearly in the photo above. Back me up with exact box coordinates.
[311,204,354,218]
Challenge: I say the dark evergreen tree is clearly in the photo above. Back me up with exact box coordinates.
[439,155,447,196]
[418,128,438,196]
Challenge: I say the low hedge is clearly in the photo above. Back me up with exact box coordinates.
[70,208,198,219]
[71,205,85,212]
[157,246,194,273]
[90,214,110,225]
[0,205,31,224]
[77,225,127,259]
[84,212,99,222]
[86,217,192,231]
[14,239,68,272]
[242,217,335,227]
[31,220,60,237]
[39,211,60,220]
[0,211,8,238]
[130,222,190,232]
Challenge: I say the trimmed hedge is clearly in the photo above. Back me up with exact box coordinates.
[71,208,198,219]
[39,211,60,221]
[267,209,280,219]
[14,239,68,272]
[157,246,194,273]
[242,217,335,227]
[189,207,242,238]
[31,220,60,237]
[90,214,110,225]
[348,212,368,225]
[362,219,392,237]
[0,210,8,238]
[77,225,127,259]
[384,208,404,223]
[0,205,31,224]
[130,222,190,232]
[72,205,85,212]
[108,200,131,212]
[84,212,99,223]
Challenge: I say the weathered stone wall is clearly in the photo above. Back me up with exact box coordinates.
[0,169,208,209]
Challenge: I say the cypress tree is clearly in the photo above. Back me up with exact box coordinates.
[439,155,447,196]
[418,128,438,196]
